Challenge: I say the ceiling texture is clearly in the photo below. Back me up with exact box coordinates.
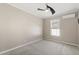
[9,3,79,19]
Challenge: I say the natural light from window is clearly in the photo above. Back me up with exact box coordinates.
[50,19,60,36]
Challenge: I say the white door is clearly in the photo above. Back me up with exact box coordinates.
[60,14,77,44]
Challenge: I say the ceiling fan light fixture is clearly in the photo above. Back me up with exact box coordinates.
[45,9,49,12]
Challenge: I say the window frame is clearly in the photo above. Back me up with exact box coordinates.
[50,18,60,36]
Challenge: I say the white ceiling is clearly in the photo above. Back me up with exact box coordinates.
[9,3,79,19]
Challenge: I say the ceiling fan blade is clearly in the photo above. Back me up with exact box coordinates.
[37,8,45,11]
[37,4,55,15]
[46,5,55,15]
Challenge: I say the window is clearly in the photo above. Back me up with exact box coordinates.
[50,19,60,36]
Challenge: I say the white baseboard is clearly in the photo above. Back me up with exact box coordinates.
[45,39,79,47]
[61,41,79,47]
[0,39,42,55]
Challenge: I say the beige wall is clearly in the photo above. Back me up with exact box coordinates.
[43,13,79,45]
[43,18,61,41]
[43,19,50,40]
[0,4,43,52]
[77,12,79,44]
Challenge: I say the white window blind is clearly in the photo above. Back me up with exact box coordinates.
[50,19,60,36]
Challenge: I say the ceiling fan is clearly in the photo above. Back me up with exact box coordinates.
[37,4,55,15]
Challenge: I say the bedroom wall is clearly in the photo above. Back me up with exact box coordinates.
[43,18,61,41]
[43,13,78,46]
[0,4,43,52]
